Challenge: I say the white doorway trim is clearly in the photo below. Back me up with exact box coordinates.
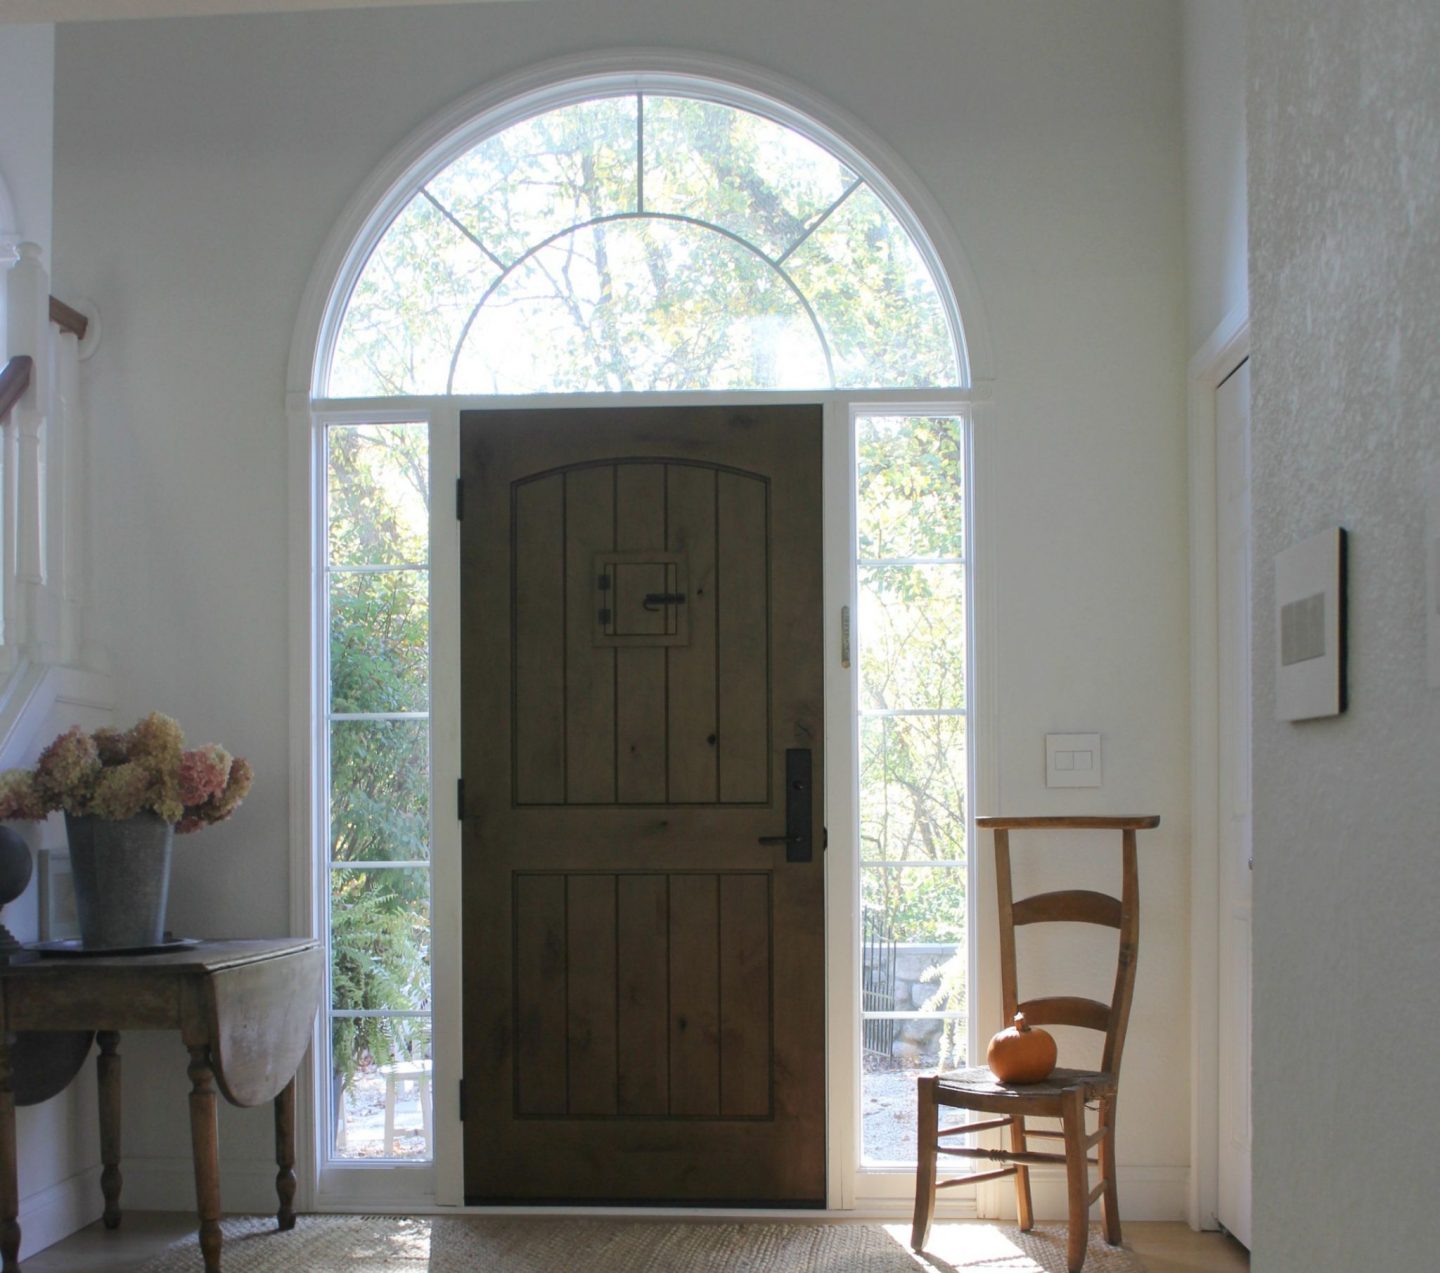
[1185,302,1249,1231]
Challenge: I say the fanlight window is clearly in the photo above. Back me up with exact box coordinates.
[328,93,959,396]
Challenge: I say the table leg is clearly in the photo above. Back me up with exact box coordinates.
[0,1038,19,1272]
[186,1046,223,1273]
[97,1031,122,1229]
[273,1079,296,1231]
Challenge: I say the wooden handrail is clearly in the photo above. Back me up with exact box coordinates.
[49,295,88,340]
[0,355,33,421]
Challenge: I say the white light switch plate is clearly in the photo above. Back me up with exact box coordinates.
[1046,733,1102,788]
[1427,476,1440,688]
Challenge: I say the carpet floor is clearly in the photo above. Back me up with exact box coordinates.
[135,1215,1145,1272]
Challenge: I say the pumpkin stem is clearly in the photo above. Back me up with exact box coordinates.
[1013,1012,1028,1032]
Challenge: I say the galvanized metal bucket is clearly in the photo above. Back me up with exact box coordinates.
[65,812,175,950]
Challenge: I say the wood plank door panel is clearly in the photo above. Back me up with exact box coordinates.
[460,405,824,1205]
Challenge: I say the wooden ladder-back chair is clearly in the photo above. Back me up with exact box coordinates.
[911,814,1159,1273]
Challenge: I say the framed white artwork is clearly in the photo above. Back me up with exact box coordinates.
[1274,526,1347,721]
[38,849,80,941]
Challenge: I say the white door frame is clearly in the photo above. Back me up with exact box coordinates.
[1185,304,1249,1231]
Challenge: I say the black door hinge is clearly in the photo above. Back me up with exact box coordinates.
[459,1079,465,1121]
[457,778,465,820]
[455,477,464,520]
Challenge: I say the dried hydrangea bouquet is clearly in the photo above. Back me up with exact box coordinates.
[0,713,252,949]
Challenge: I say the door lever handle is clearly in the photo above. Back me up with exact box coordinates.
[758,749,813,862]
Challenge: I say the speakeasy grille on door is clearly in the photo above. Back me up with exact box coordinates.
[594,552,690,646]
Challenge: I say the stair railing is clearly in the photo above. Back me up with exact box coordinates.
[2,241,94,673]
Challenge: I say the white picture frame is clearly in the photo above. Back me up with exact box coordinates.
[1274,526,1348,721]
[38,848,80,941]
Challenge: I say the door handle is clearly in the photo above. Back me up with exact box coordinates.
[757,748,812,862]
[641,592,686,611]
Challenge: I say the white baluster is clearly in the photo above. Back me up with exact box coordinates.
[7,242,46,655]
[54,330,81,664]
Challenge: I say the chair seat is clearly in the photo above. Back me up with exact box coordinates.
[935,1065,1117,1103]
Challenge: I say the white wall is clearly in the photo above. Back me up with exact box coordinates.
[51,0,1191,1215]
[1248,1,1440,1268]
[1181,0,1248,351]
[0,23,53,254]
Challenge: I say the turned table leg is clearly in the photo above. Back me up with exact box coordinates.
[97,1031,122,1229]
[186,1046,223,1273]
[273,1078,296,1231]
[0,1038,19,1272]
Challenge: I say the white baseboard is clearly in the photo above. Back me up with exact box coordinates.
[113,1158,280,1215]
[19,1165,104,1261]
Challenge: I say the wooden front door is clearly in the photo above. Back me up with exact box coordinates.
[460,405,825,1205]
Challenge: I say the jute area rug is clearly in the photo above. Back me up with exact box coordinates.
[135,1215,1145,1272]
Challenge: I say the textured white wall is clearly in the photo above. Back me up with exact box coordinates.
[51,0,1190,1211]
[1248,2,1440,1268]
[1181,0,1248,350]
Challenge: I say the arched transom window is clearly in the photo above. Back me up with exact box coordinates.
[328,91,961,396]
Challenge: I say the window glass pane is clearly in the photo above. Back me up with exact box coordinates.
[860,715,966,864]
[426,97,638,268]
[862,1019,966,1165]
[327,92,961,396]
[858,565,965,712]
[330,197,499,398]
[331,1016,432,1161]
[857,416,964,560]
[450,219,828,393]
[642,95,857,260]
[786,184,957,387]
[327,424,430,567]
[329,570,429,714]
[861,864,965,944]
[330,867,432,1013]
[331,720,429,863]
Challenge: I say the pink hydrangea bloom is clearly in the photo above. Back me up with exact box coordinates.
[177,756,253,834]
[127,712,184,768]
[92,727,130,766]
[0,771,49,821]
[0,714,250,830]
[34,726,100,811]
[90,762,154,821]
[179,745,232,807]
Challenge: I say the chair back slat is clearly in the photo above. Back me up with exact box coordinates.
[1015,995,1112,1033]
[1011,889,1122,929]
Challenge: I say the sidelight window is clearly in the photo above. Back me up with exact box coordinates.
[324,422,433,1162]
[856,414,968,1167]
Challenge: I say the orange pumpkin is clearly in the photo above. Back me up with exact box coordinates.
[986,1012,1058,1084]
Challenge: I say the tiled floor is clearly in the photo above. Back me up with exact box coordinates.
[25,1213,1249,1272]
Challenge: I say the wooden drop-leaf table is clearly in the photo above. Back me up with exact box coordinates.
[0,939,323,1272]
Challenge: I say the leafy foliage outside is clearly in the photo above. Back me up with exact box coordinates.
[857,416,967,1032]
[330,94,957,397]
[327,424,432,1097]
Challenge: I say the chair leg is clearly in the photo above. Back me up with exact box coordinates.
[1010,1114,1034,1230]
[1060,1088,1090,1273]
[911,1076,939,1250]
[1098,1095,1121,1245]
